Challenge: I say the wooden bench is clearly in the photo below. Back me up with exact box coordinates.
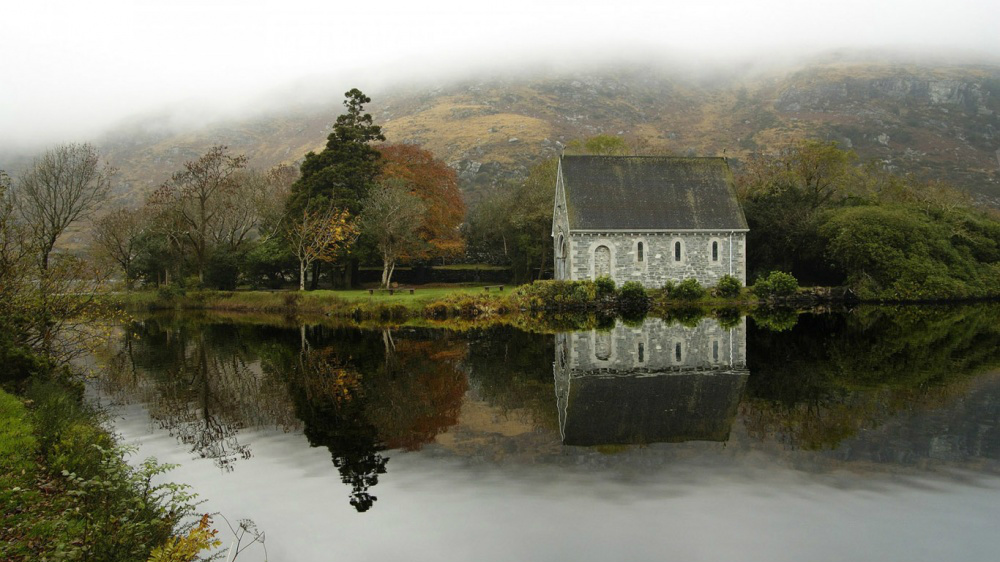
[367,288,415,295]
[483,285,504,292]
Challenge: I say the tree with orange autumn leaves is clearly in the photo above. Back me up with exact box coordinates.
[375,143,465,261]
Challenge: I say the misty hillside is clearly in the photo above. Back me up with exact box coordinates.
[39,59,1000,206]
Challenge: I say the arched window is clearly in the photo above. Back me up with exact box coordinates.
[712,241,719,262]
[594,245,612,278]
[638,342,645,363]
[674,342,683,362]
[674,241,682,262]
[637,241,644,262]
[595,332,612,361]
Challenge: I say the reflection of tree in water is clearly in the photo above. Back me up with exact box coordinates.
[744,305,1000,453]
[462,326,557,429]
[285,345,386,512]
[98,317,301,471]
[276,326,467,512]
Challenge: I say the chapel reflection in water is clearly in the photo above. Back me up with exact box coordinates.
[554,317,748,446]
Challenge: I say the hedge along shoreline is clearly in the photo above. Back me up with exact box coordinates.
[101,272,878,323]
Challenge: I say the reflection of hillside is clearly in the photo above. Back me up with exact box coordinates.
[555,318,749,446]
[743,305,1000,453]
[817,371,1000,468]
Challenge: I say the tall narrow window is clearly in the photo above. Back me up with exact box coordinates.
[595,332,612,361]
[594,245,611,278]
[638,342,645,363]
[675,342,682,362]
[712,241,719,262]
[713,340,719,362]
[637,241,644,262]
[674,241,682,261]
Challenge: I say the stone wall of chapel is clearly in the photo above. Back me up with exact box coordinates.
[558,317,747,375]
[568,232,746,288]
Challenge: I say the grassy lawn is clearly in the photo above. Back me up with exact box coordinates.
[103,284,512,316]
[310,285,497,304]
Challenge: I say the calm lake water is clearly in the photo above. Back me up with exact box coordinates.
[91,306,1000,561]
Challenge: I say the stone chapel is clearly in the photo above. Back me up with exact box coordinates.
[552,155,748,288]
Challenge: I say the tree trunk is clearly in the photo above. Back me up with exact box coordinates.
[299,259,307,291]
[310,261,320,291]
[381,257,394,288]
[341,258,359,289]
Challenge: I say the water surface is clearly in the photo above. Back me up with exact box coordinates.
[93,306,1000,561]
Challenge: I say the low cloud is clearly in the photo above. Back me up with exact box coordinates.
[1,0,998,153]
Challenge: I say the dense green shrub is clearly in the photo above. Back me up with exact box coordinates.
[753,271,799,298]
[6,379,201,562]
[595,276,616,298]
[572,282,597,302]
[0,334,49,387]
[672,278,707,301]
[819,204,1000,300]
[157,284,185,300]
[509,280,601,309]
[662,279,677,294]
[617,281,649,311]
[716,275,742,298]
[245,238,296,289]
[204,251,241,290]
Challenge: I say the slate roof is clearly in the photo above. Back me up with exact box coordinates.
[561,370,748,446]
[560,155,748,231]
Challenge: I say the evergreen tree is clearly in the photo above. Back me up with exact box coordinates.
[288,88,386,215]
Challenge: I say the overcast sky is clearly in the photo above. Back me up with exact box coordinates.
[2,0,998,151]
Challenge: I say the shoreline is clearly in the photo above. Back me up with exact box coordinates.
[96,285,1000,329]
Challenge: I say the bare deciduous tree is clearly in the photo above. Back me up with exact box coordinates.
[254,164,298,241]
[0,171,32,330]
[92,206,145,290]
[155,146,247,282]
[211,168,264,254]
[15,143,115,270]
[361,180,427,288]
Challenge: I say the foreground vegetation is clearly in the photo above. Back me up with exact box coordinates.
[0,382,209,562]
[2,150,215,561]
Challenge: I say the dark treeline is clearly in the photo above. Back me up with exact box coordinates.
[737,140,1000,300]
[744,304,1000,453]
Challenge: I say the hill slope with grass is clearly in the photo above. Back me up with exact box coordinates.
[4,55,999,206]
